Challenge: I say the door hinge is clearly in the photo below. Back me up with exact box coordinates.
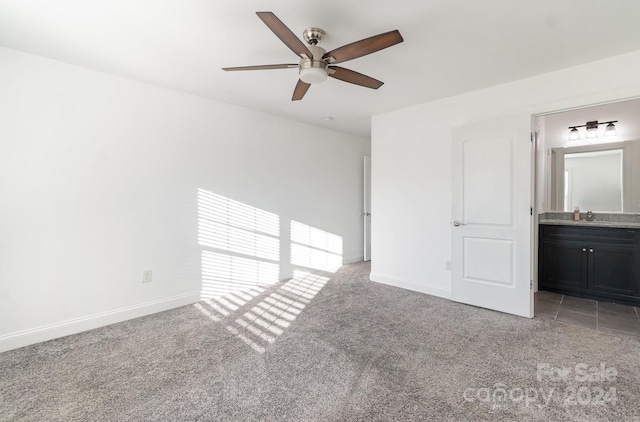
[530,207,533,216]
[530,280,533,290]
[530,133,533,143]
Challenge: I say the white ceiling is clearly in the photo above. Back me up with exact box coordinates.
[2,0,640,138]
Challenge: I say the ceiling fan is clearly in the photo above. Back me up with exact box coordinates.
[222,12,404,101]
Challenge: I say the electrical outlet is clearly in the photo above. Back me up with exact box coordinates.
[142,269,152,283]
[445,260,452,271]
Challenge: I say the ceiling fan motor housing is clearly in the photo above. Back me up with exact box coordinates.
[299,45,328,84]
[302,27,325,45]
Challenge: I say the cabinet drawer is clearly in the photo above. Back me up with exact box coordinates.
[541,225,638,244]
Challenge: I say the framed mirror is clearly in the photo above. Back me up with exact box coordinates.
[550,140,637,213]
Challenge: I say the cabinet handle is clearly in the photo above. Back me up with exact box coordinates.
[582,248,587,252]
[589,249,594,253]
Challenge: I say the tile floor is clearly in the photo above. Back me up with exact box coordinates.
[535,290,640,338]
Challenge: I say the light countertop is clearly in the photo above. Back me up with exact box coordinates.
[538,212,640,229]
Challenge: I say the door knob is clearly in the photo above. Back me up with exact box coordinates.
[453,220,465,227]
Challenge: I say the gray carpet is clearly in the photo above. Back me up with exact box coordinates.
[1,262,639,421]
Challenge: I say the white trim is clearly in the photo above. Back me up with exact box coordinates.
[369,272,451,299]
[0,292,200,353]
[343,255,364,265]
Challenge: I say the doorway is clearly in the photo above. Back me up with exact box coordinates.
[364,155,371,261]
[532,97,640,335]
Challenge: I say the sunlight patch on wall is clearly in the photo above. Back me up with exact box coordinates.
[290,221,343,272]
[198,220,279,261]
[197,189,281,299]
[198,189,280,261]
[201,251,278,297]
[197,189,279,236]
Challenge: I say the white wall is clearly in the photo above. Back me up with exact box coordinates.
[371,50,640,298]
[0,47,369,352]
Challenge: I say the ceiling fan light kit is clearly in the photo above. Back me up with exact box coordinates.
[222,12,404,101]
[299,45,329,84]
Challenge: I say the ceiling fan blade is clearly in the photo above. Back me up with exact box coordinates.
[256,12,313,60]
[322,30,403,64]
[222,64,298,71]
[292,79,311,101]
[328,66,384,89]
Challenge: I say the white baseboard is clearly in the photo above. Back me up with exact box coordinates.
[369,272,451,300]
[343,255,364,265]
[0,291,200,353]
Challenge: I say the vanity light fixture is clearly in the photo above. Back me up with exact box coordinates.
[568,127,580,141]
[586,121,599,138]
[567,120,618,140]
[604,122,617,137]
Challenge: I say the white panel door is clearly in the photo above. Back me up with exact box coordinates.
[364,156,372,261]
[452,116,533,317]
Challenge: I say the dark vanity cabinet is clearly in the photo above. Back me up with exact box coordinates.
[538,224,640,306]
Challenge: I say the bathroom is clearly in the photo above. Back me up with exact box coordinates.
[533,98,640,336]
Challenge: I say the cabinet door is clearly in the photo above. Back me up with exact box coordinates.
[589,245,639,297]
[540,241,588,291]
